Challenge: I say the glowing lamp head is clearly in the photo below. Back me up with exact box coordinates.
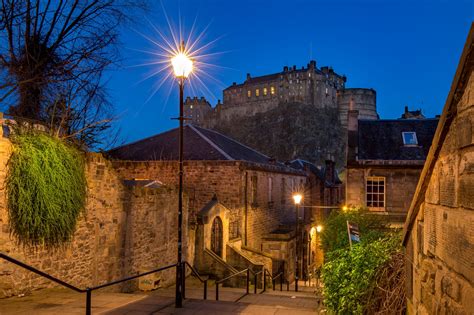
[342,205,348,212]
[171,52,193,78]
[316,225,323,233]
[292,193,302,205]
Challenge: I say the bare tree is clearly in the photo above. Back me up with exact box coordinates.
[0,0,147,147]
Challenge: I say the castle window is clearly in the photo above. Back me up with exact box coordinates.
[366,176,385,210]
[402,132,418,146]
[256,89,260,97]
[263,87,268,96]
[271,86,275,94]
[247,90,251,98]
[190,105,193,109]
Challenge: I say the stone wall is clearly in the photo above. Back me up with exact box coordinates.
[111,160,305,252]
[345,166,423,223]
[0,140,189,298]
[405,64,474,314]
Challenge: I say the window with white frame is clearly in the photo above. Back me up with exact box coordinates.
[402,132,418,146]
[366,176,385,210]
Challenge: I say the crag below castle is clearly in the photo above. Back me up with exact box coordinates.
[213,102,346,167]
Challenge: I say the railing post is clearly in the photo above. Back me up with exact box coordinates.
[204,280,207,300]
[287,280,289,291]
[246,269,250,294]
[280,275,283,291]
[182,264,186,300]
[263,272,266,293]
[216,283,219,301]
[85,289,91,315]
[272,279,275,291]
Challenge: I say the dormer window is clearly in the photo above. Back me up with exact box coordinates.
[247,90,251,98]
[402,132,418,146]
[263,87,268,96]
[256,89,260,97]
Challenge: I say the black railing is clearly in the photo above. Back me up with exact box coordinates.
[2,252,291,313]
[215,268,250,301]
[264,269,286,292]
[0,253,191,314]
[182,261,208,300]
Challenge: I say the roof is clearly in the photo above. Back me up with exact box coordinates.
[289,159,342,186]
[108,124,273,164]
[357,119,439,161]
[403,23,474,244]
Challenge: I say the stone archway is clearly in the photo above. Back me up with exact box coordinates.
[211,216,223,257]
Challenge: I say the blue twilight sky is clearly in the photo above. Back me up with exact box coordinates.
[107,0,473,145]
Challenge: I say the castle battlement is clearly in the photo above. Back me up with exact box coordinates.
[184,59,378,129]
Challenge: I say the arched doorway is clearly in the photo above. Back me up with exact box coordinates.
[211,216,223,257]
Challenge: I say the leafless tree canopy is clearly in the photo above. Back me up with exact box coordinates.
[0,0,147,147]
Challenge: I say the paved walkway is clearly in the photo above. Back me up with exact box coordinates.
[0,281,324,314]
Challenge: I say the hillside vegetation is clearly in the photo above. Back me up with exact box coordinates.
[213,102,346,167]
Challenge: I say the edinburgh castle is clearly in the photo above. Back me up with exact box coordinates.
[184,60,380,166]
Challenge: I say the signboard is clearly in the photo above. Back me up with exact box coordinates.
[347,221,360,249]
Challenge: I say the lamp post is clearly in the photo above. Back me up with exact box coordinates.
[171,42,193,308]
[293,193,302,292]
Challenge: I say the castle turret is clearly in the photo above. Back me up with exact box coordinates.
[337,88,378,129]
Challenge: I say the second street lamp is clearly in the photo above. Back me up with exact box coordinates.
[171,42,193,308]
[293,193,302,292]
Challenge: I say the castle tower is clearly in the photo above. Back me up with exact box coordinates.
[183,96,212,126]
[337,88,378,129]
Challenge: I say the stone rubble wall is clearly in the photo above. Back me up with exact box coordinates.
[0,139,189,298]
[111,160,306,252]
[406,68,474,314]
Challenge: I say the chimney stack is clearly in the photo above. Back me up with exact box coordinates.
[347,110,359,163]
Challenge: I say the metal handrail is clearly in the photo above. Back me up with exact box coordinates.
[216,268,248,284]
[215,268,250,301]
[0,252,202,314]
[182,261,208,300]
[264,269,286,291]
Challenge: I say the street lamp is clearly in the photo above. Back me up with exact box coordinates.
[171,42,193,308]
[293,193,302,292]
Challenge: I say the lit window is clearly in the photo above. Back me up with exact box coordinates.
[256,89,260,97]
[247,90,251,98]
[325,88,328,94]
[402,132,418,146]
[190,105,193,109]
[271,86,275,95]
[289,80,292,84]
[263,87,268,96]
[366,177,385,210]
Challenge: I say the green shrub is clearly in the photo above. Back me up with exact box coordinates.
[321,234,401,314]
[6,132,86,248]
[320,207,390,254]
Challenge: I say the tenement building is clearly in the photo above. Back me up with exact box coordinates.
[345,109,438,226]
[403,25,474,314]
[184,60,379,129]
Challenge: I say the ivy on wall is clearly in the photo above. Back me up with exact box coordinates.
[6,132,86,248]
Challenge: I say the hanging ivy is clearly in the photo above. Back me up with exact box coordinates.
[6,131,86,248]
